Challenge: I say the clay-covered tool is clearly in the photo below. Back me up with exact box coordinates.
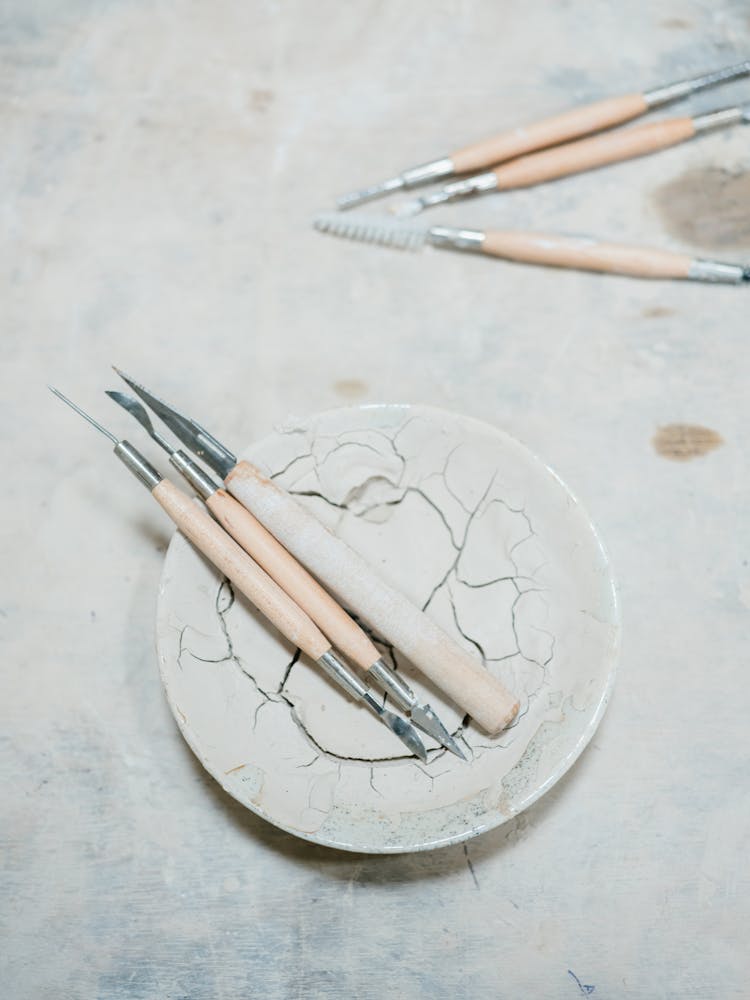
[314,212,749,283]
[337,60,750,209]
[111,371,520,737]
[395,102,750,215]
[48,387,428,762]
[106,389,465,758]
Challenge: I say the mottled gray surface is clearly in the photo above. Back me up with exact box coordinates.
[2,2,749,997]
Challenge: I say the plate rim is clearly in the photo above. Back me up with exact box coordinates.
[155,402,620,853]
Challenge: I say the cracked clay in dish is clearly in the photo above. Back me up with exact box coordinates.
[156,404,620,853]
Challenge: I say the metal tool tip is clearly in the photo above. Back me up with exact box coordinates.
[105,389,156,430]
[48,386,118,442]
[410,704,467,759]
[382,710,428,762]
[336,176,405,211]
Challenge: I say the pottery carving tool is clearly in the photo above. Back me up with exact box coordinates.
[106,389,464,758]
[337,60,750,209]
[313,212,749,283]
[113,370,520,737]
[48,387,429,762]
[395,102,750,215]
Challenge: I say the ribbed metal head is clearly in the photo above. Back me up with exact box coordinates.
[314,212,429,251]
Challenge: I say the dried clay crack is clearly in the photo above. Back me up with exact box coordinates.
[178,422,557,769]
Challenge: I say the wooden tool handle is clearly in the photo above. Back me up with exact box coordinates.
[491,115,696,189]
[451,92,648,174]
[482,231,693,279]
[226,461,520,736]
[205,488,381,670]
[152,479,331,661]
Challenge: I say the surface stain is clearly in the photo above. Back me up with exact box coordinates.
[654,168,750,252]
[249,88,275,112]
[333,378,368,399]
[653,424,724,461]
[641,305,675,319]
[659,16,692,28]
[568,969,596,995]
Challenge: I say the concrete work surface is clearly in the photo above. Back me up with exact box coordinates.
[2,2,749,997]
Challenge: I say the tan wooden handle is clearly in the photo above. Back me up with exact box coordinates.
[152,479,331,661]
[205,488,381,670]
[451,92,648,174]
[226,461,520,735]
[482,231,693,279]
[491,115,696,189]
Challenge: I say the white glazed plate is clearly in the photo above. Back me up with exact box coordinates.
[156,405,620,853]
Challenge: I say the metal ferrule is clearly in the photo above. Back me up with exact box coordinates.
[367,659,416,712]
[169,450,219,500]
[644,61,750,108]
[317,650,368,702]
[421,170,498,209]
[688,259,746,284]
[114,440,163,491]
[191,425,237,480]
[427,226,485,252]
[337,158,454,210]
[401,157,455,188]
[691,106,744,133]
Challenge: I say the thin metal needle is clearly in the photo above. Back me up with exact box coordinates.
[48,386,118,442]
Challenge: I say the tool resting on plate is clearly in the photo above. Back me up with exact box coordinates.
[114,371,521,736]
[48,387,429,761]
[106,389,464,757]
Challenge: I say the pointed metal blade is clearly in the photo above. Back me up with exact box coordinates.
[380,708,429,762]
[113,368,237,479]
[105,390,157,436]
[410,703,467,759]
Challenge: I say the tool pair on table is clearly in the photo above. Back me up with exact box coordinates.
[51,375,519,761]
[318,60,750,283]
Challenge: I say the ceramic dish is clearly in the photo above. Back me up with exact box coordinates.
[156,404,619,853]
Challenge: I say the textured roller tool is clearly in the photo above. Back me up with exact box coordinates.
[395,102,750,215]
[111,371,520,737]
[48,387,428,762]
[106,389,465,758]
[337,60,750,209]
[314,212,750,283]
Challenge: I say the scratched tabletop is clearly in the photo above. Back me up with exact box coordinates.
[2,3,749,997]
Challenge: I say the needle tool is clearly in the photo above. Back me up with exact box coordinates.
[106,389,464,758]
[48,387,428,761]
[395,102,750,215]
[110,369,520,737]
[313,212,749,283]
[337,59,750,209]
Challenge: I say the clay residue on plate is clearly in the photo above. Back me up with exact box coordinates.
[653,168,750,252]
[653,424,724,461]
[156,405,619,851]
